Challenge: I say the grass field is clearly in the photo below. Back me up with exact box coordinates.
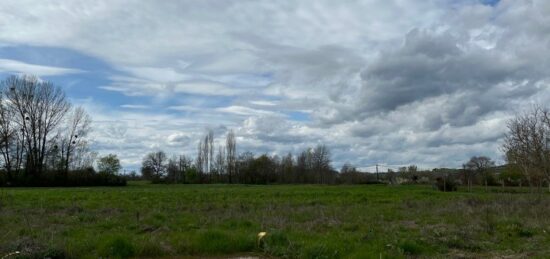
[0,183,549,258]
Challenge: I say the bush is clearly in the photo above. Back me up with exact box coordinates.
[434,176,457,192]
[190,230,254,254]
[398,240,425,255]
[98,236,135,258]
[0,168,126,187]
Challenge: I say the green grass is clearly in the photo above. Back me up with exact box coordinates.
[0,183,549,258]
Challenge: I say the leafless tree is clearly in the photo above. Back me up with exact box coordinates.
[4,75,71,177]
[208,130,214,174]
[196,141,204,174]
[462,163,474,192]
[177,154,192,183]
[465,156,495,191]
[312,144,332,184]
[58,106,91,174]
[215,145,226,177]
[503,106,550,192]
[281,152,294,183]
[167,155,179,183]
[0,85,24,179]
[225,130,236,183]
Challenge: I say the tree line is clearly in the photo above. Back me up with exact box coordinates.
[2,75,550,189]
[0,75,124,186]
[140,129,337,184]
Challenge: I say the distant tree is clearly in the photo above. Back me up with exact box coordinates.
[71,146,97,171]
[58,106,91,174]
[462,163,475,192]
[237,151,255,183]
[177,154,192,183]
[407,165,419,183]
[465,156,495,191]
[167,155,179,183]
[387,169,397,184]
[281,152,294,183]
[296,149,312,183]
[166,154,192,183]
[312,145,332,184]
[97,154,121,175]
[196,141,203,175]
[141,151,167,180]
[226,130,236,183]
[196,130,214,177]
[340,163,361,184]
[214,145,226,179]
[208,130,214,174]
[340,163,357,174]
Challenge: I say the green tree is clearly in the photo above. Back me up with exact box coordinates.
[97,154,121,174]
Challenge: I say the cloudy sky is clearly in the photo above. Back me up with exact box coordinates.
[1,0,549,171]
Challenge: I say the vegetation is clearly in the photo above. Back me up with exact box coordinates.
[0,75,124,187]
[2,74,550,258]
[97,154,122,175]
[0,183,548,258]
[503,106,550,191]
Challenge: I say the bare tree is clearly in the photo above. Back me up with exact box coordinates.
[178,154,192,183]
[462,163,474,192]
[208,130,214,174]
[215,145,226,177]
[281,152,294,183]
[226,130,236,183]
[167,155,179,183]
[465,156,495,191]
[5,75,71,177]
[200,132,211,174]
[0,85,23,179]
[59,106,91,174]
[196,141,204,174]
[312,144,332,184]
[503,106,550,192]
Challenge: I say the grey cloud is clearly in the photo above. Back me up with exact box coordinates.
[3,0,550,170]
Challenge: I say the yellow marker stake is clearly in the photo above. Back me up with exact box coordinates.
[257,232,267,247]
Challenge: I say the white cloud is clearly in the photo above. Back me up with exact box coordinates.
[120,104,149,109]
[0,58,83,76]
[2,0,550,170]
[216,106,280,117]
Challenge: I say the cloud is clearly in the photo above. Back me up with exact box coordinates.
[120,104,150,109]
[2,0,550,170]
[216,106,280,117]
[0,58,83,76]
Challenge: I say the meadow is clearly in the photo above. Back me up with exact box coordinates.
[0,183,549,258]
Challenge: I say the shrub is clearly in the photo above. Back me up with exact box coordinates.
[398,240,425,255]
[0,168,127,187]
[435,176,457,192]
[190,230,254,254]
[98,236,135,258]
[42,247,66,259]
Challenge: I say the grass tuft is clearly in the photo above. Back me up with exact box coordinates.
[98,235,135,258]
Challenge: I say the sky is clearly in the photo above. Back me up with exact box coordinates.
[0,0,549,172]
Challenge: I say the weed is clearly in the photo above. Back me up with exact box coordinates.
[98,236,135,258]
